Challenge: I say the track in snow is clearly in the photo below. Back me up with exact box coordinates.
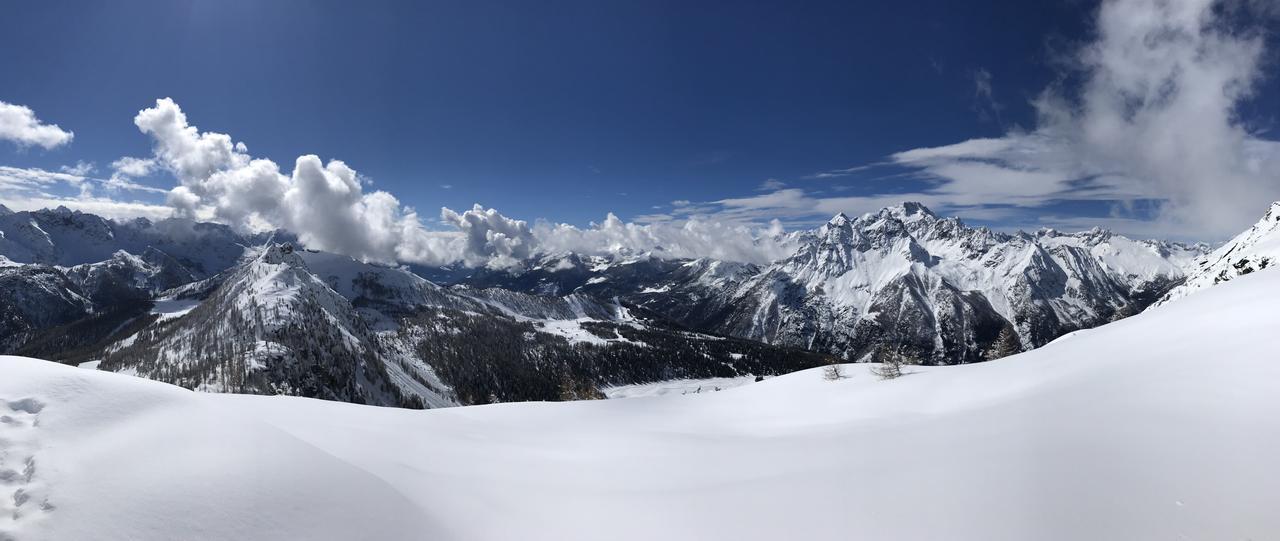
[0,397,53,540]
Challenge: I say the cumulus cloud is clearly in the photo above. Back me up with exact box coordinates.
[131,97,450,265]
[530,212,795,265]
[886,0,1280,239]
[0,100,74,149]
[440,205,537,268]
[126,98,797,268]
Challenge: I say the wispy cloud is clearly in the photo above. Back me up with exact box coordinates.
[0,164,171,220]
[804,162,886,179]
[0,165,167,195]
[758,178,786,191]
[970,68,1004,126]
[883,0,1280,239]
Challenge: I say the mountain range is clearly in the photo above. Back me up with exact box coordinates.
[3,201,1274,407]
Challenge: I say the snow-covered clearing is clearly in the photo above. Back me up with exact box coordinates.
[603,375,763,398]
[2,269,1280,540]
[148,298,200,322]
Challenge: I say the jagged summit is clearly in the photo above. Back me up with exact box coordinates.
[257,242,303,266]
[1265,200,1280,221]
[877,201,938,223]
[825,202,937,229]
[0,203,1221,379]
[664,201,1206,364]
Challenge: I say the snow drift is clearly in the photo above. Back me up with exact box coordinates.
[2,268,1279,540]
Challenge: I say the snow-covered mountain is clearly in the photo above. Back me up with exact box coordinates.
[0,265,90,351]
[49,242,828,406]
[4,257,1279,540]
[691,204,1203,363]
[443,203,1206,364]
[0,205,274,276]
[98,243,421,406]
[1152,201,1280,307]
[0,202,1252,408]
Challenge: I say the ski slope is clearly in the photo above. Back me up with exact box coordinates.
[3,269,1279,540]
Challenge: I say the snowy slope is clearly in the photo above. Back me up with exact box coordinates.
[86,244,830,406]
[1153,201,1280,307]
[98,243,426,406]
[3,266,1279,540]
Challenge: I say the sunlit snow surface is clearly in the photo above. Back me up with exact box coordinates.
[2,269,1280,540]
[603,376,764,398]
[148,298,200,321]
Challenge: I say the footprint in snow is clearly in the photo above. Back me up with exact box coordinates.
[0,397,54,539]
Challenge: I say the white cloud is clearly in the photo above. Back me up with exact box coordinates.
[530,212,796,265]
[60,161,96,176]
[0,100,74,149]
[0,165,88,191]
[885,0,1280,239]
[0,165,171,219]
[0,165,167,201]
[131,97,449,265]
[805,163,882,179]
[111,98,805,268]
[1,195,172,221]
[440,205,537,268]
[111,156,156,177]
[758,178,786,191]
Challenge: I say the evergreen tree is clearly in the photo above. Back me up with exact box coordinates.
[987,325,1021,360]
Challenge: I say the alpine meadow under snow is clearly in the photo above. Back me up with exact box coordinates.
[2,261,1279,540]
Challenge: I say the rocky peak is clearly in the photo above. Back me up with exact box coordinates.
[257,242,305,267]
[1264,201,1280,223]
[816,213,858,248]
[886,201,937,221]
[1076,227,1114,244]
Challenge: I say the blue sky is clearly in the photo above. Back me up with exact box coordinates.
[2,0,1279,264]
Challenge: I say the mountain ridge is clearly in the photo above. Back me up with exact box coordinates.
[6,201,1269,408]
